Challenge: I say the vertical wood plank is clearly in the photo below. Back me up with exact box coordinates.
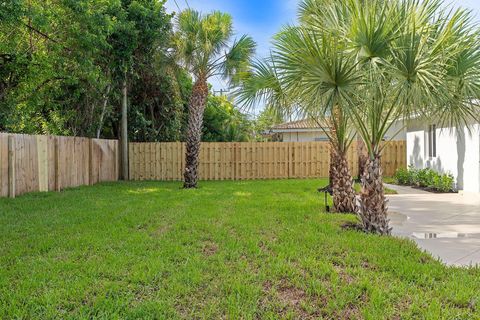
[0,135,8,196]
[89,139,94,185]
[8,135,16,198]
[36,135,49,192]
[55,137,61,192]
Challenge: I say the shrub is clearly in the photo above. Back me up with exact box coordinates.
[414,168,432,187]
[432,173,454,193]
[393,167,454,193]
[394,167,411,185]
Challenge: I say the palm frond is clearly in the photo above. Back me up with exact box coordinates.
[174,9,256,83]
[219,35,256,85]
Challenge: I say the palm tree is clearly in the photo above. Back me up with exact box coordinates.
[293,0,480,234]
[174,10,255,188]
[235,42,358,213]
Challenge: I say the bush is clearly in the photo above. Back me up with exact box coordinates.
[432,173,454,193]
[393,167,454,192]
[416,168,437,188]
[394,167,411,185]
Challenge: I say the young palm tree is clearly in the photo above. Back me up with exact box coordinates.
[174,10,255,188]
[296,0,480,234]
[275,28,362,213]
[235,0,364,213]
[236,35,359,213]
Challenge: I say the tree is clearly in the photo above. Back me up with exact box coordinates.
[106,0,174,179]
[252,107,285,141]
[277,0,480,234]
[174,9,255,188]
[235,51,358,213]
[0,0,112,135]
[202,94,252,142]
[1,0,189,143]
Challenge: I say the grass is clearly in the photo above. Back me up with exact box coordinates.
[383,176,397,185]
[0,179,478,319]
[353,181,397,195]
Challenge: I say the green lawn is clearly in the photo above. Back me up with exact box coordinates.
[354,181,397,195]
[0,180,478,319]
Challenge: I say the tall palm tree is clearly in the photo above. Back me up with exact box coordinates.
[174,10,255,188]
[292,0,480,234]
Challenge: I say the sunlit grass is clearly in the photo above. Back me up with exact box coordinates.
[0,179,477,319]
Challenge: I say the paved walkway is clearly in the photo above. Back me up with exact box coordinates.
[386,184,480,267]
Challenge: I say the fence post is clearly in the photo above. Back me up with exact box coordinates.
[116,141,120,181]
[89,139,94,185]
[8,135,15,198]
[54,137,61,192]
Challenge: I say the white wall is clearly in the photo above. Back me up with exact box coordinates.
[279,125,406,143]
[406,120,480,193]
[281,131,329,142]
[385,121,407,141]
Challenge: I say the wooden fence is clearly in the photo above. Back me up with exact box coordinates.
[129,141,406,181]
[0,133,119,198]
[1,136,406,197]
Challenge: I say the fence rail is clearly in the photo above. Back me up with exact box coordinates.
[0,133,119,198]
[129,141,406,181]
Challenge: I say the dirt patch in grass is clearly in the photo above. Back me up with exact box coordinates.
[334,265,355,285]
[261,280,325,319]
[392,298,413,320]
[335,291,368,320]
[361,260,378,271]
[276,281,307,308]
[339,302,363,320]
[341,305,362,319]
[201,241,218,256]
[258,241,268,253]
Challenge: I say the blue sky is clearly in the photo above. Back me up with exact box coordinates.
[165,0,480,112]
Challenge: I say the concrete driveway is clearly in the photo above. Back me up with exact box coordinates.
[386,184,480,267]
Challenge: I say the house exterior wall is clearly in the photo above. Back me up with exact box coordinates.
[385,121,407,141]
[280,131,329,142]
[279,125,406,143]
[406,119,480,193]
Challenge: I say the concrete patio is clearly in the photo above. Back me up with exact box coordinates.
[387,184,480,267]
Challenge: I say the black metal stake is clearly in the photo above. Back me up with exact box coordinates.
[318,185,333,213]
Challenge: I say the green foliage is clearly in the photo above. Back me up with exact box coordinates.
[393,167,412,185]
[394,166,455,193]
[0,180,478,318]
[412,169,437,189]
[174,9,255,82]
[432,173,456,193]
[267,0,480,160]
[0,0,190,141]
[251,107,284,141]
[202,95,252,142]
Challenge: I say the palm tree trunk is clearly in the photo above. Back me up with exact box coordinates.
[330,146,357,213]
[184,77,208,189]
[358,154,391,235]
[357,139,368,181]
